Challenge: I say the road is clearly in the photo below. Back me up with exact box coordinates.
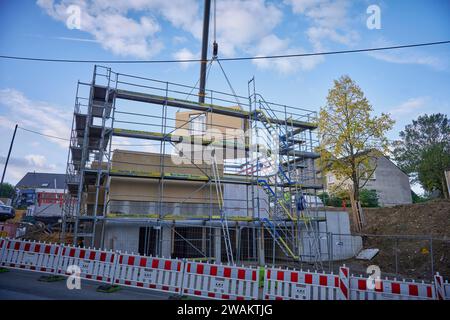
[0,268,175,300]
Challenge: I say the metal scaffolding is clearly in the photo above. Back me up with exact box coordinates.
[61,65,326,267]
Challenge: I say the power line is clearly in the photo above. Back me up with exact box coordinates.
[17,126,162,146]
[1,41,449,64]
[18,127,68,141]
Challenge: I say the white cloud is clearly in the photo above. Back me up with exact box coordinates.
[36,0,337,73]
[25,154,49,168]
[368,51,446,70]
[0,155,58,183]
[388,97,429,119]
[172,48,198,70]
[0,88,71,148]
[367,38,446,70]
[253,35,323,74]
[285,0,358,51]
[214,0,283,57]
[36,0,202,58]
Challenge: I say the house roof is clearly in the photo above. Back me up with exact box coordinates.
[16,172,66,190]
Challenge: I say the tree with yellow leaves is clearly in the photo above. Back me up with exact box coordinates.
[318,75,394,202]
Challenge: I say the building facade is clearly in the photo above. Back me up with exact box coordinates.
[325,155,412,206]
[15,172,67,222]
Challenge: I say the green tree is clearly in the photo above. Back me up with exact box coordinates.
[359,189,379,207]
[393,114,450,197]
[0,182,15,199]
[318,75,395,202]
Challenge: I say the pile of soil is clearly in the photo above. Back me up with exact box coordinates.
[362,199,450,237]
[347,199,450,281]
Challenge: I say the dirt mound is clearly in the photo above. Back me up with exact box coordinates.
[346,199,450,281]
[362,199,450,237]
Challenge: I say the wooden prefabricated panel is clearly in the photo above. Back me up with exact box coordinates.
[112,149,223,176]
[174,110,249,160]
[110,150,221,204]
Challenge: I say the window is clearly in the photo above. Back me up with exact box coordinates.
[189,114,206,135]
[364,171,376,180]
[327,174,335,184]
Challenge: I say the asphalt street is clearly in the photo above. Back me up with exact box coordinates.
[0,268,175,300]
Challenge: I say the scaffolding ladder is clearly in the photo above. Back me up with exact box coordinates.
[248,79,323,267]
[211,150,234,264]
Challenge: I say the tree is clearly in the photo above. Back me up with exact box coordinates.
[318,75,394,202]
[418,143,450,197]
[0,182,15,199]
[359,189,379,207]
[393,114,450,197]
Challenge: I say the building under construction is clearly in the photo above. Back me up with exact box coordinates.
[62,65,330,267]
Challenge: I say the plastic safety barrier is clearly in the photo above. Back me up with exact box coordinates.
[0,237,7,262]
[182,261,259,300]
[263,267,340,300]
[443,280,450,300]
[56,244,118,284]
[0,238,60,274]
[349,274,435,300]
[114,253,183,295]
[1,237,449,300]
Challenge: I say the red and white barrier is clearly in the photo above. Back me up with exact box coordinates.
[263,267,339,300]
[182,261,259,300]
[0,238,60,274]
[339,265,350,300]
[434,273,445,300]
[444,281,450,300]
[56,245,117,284]
[349,274,435,300]
[0,238,7,263]
[114,253,183,295]
[1,237,449,300]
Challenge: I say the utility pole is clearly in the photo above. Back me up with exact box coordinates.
[198,0,211,104]
[1,124,18,189]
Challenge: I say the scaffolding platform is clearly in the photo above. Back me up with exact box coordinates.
[63,66,325,266]
[108,168,322,189]
[114,88,317,130]
[112,128,258,151]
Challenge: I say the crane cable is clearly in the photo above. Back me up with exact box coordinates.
[210,0,242,108]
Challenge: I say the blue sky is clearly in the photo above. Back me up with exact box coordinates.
[0,0,449,194]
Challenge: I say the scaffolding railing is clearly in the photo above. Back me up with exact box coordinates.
[62,65,325,266]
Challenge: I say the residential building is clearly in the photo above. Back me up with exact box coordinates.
[15,172,66,222]
[324,154,412,206]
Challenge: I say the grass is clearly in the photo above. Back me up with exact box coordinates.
[96,284,121,293]
[38,275,66,282]
[0,268,10,273]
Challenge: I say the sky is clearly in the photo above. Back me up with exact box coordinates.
[0,0,449,195]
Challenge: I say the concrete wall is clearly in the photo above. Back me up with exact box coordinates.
[300,210,363,262]
[223,184,269,218]
[102,223,140,253]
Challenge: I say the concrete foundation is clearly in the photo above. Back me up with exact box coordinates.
[98,210,362,263]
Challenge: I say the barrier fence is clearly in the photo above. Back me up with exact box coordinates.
[56,246,118,284]
[0,237,448,300]
[182,261,259,300]
[114,253,184,295]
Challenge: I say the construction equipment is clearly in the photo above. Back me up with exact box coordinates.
[211,150,234,264]
[248,78,323,267]
[61,65,325,267]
